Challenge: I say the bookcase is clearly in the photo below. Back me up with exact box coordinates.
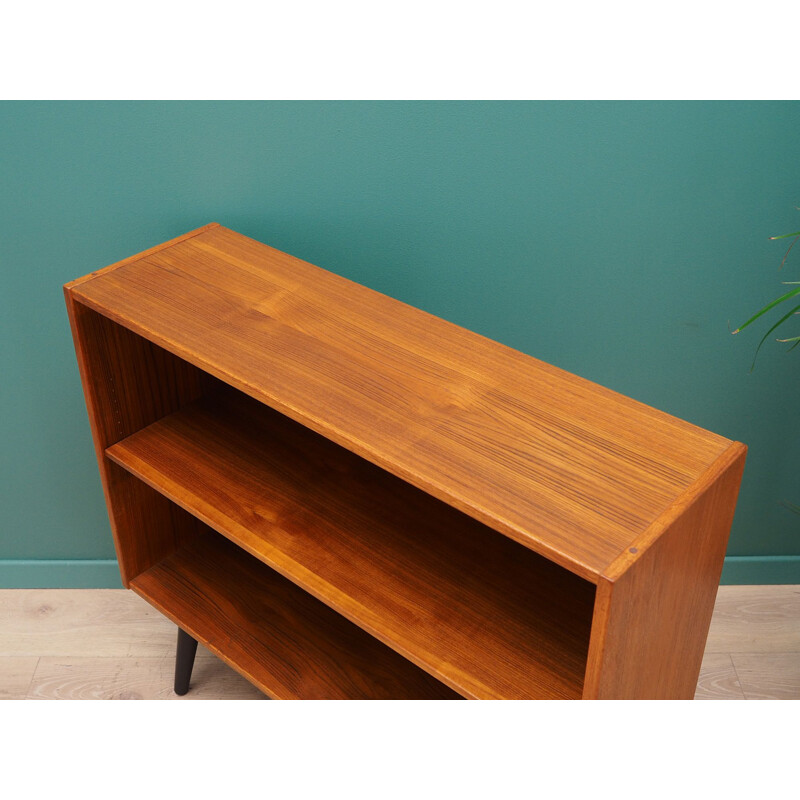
[64,223,746,699]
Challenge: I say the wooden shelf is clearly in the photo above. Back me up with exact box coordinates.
[65,224,747,699]
[108,389,595,700]
[131,523,459,700]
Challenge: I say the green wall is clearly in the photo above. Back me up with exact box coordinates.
[1,101,798,586]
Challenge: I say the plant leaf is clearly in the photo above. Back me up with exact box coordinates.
[732,286,800,335]
[776,335,800,342]
[777,235,800,270]
[769,231,800,240]
[745,303,800,369]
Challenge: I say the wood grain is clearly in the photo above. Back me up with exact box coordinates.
[694,654,745,700]
[26,656,265,700]
[704,585,800,654]
[108,389,595,699]
[71,225,735,581]
[132,528,460,700]
[0,588,175,657]
[583,443,746,699]
[63,223,220,290]
[732,653,800,700]
[64,296,207,584]
[0,658,39,699]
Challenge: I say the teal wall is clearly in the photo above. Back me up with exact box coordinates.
[1,101,798,586]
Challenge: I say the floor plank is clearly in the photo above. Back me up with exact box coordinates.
[704,585,800,654]
[0,657,40,700]
[694,653,745,700]
[27,656,265,700]
[2,586,799,699]
[732,653,800,700]
[0,590,175,658]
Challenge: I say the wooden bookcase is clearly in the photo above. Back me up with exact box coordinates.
[64,223,746,699]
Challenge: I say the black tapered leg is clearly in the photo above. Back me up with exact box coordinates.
[174,627,198,696]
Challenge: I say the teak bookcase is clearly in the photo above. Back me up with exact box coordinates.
[64,223,746,700]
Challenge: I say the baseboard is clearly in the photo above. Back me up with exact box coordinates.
[1,555,798,588]
[0,560,123,589]
[720,556,800,585]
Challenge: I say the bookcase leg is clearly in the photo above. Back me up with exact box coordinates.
[174,627,198,696]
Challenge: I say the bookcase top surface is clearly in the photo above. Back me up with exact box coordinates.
[68,223,737,580]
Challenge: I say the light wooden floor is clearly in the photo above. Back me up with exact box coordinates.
[1,585,798,699]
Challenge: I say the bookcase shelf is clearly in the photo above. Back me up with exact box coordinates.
[108,388,595,700]
[131,520,458,700]
[65,223,747,699]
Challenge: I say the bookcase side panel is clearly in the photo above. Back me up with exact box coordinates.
[582,443,746,699]
[64,291,206,584]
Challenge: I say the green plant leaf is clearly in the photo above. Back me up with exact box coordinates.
[732,286,800,335]
[776,335,800,342]
[744,303,800,369]
[769,231,800,240]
